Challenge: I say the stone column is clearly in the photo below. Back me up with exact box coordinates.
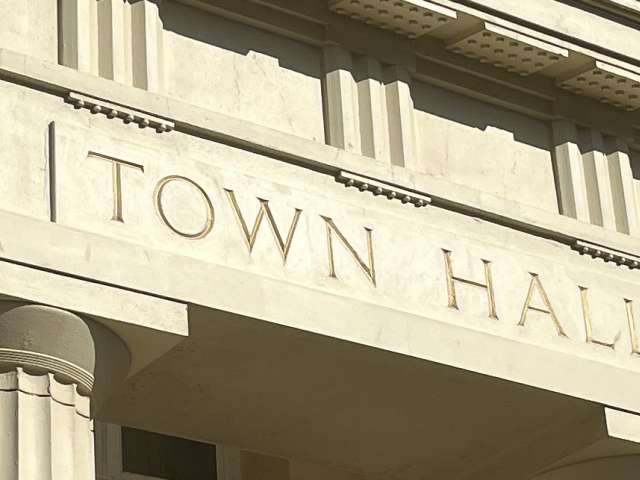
[0,303,130,480]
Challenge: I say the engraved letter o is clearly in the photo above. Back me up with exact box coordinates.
[154,175,214,239]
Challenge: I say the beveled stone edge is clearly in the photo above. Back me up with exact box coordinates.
[335,0,640,109]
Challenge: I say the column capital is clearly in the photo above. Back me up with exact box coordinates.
[0,302,130,407]
[0,302,131,479]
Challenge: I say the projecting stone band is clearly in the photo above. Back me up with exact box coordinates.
[0,347,94,393]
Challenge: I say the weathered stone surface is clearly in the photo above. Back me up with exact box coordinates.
[2,0,640,478]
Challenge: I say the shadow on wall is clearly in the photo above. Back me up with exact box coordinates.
[102,304,606,480]
[160,1,323,79]
[630,149,640,180]
[412,81,559,212]
[160,1,563,212]
[412,81,552,151]
[159,1,326,143]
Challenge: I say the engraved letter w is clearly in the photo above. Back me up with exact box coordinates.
[225,189,302,264]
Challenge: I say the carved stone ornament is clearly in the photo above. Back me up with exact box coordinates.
[66,92,175,132]
[572,239,640,269]
[336,170,431,207]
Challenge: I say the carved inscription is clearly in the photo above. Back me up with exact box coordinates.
[82,150,640,358]
[518,273,567,337]
[442,250,497,319]
[154,175,214,239]
[320,216,376,286]
[225,189,302,264]
[626,300,640,356]
[579,286,619,348]
[88,152,144,223]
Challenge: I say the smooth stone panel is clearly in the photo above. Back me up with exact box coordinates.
[163,2,325,143]
[414,81,558,212]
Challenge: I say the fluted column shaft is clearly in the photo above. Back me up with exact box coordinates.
[0,369,93,479]
[0,303,130,480]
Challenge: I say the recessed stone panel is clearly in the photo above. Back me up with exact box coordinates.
[329,0,457,38]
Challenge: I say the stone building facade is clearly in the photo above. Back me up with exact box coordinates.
[1,0,640,478]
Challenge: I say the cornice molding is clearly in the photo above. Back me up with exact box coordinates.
[190,0,640,121]
[329,0,640,111]
[579,0,640,20]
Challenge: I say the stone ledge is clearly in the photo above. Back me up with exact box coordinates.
[0,257,188,376]
[1,209,640,416]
